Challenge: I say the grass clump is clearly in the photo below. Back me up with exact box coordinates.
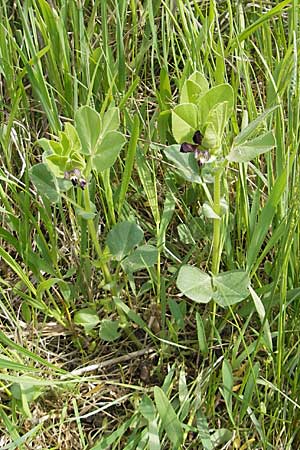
[1,1,300,449]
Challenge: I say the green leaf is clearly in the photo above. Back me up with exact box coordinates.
[221,359,234,425]
[233,106,278,145]
[64,122,82,154]
[140,395,156,421]
[212,271,249,307]
[211,429,233,448]
[74,308,100,333]
[139,396,161,450]
[75,105,101,155]
[164,145,202,184]
[45,154,68,177]
[154,386,183,448]
[176,265,213,303]
[102,107,120,135]
[92,131,126,172]
[177,223,195,244]
[198,84,234,128]
[249,286,273,351]
[196,411,213,450]
[29,163,59,203]
[239,362,260,420]
[11,377,43,403]
[106,221,144,261]
[202,102,229,149]
[196,312,208,355]
[75,201,97,220]
[172,103,198,143]
[121,244,158,273]
[180,71,209,104]
[99,319,120,342]
[227,131,275,163]
[247,167,288,272]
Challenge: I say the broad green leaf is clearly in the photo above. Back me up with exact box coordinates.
[102,107,120,135]
[99,319,120,341]
[48,140,64,156]
[58,131,70,155]
[181,80,203,104]
[154,386,183,448]
[29,163,59,203]
[45,154,68,177]
[121,244,158,273]
[74,308,100,332]
[64,122,81,154]
[180,71,209,104]
[234,106,278,145]
[75,105,101,155]
[227,131,275,163]
[212,271,249,307]
[164,145,202,184]
[172,103,198,143]
[198,84,234,128]
[202,202,220,219]
[177,265,213,303]
[92,130,125,172]
[106,221,144,261]
[202,102,229,149]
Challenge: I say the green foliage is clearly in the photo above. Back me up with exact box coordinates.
[74,308,100,333]
[177,265,249,307]
[33,105,125,184]
[154,386,183,448]
[1,1,299,449]
[99,319,120,342]
[106,221,144,261]
[29,163,59,203]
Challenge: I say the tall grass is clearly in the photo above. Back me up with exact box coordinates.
[0,1,300,449]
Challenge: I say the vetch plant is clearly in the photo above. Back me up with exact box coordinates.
[165,72,277,307]
[29,105,126,286]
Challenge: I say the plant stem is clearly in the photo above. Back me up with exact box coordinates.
[210,167,222,360]
[212,168,222,276]
[83,185,111,285]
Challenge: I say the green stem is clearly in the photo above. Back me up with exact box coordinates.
[212,168,222,276]
[210,167,222,361]
[83,186,111,285]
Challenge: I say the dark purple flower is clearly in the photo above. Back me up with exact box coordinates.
[79,178,87,190]
[180,142,198,153]
[193,130,203,145]
[179,130,210,168]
